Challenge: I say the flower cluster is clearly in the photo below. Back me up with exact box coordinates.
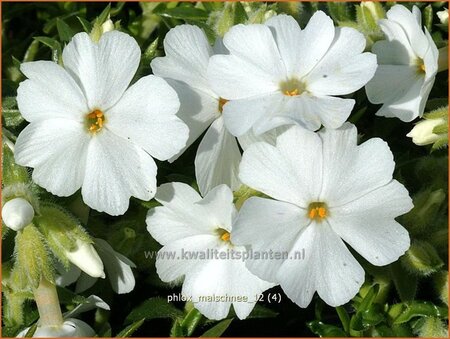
[8,2,445,331]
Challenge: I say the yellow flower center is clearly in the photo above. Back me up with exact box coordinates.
[307,202,328,221]
[216,228,231,243]
[218,97,228,113]
[86,109,105,133]
[280,78,306,97]
[416,58,426,74]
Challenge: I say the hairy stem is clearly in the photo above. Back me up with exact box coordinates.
[33,278,64,327]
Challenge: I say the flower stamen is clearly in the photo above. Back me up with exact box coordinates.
[307,202,328,221]
[216,228,232,243]
[86,109,105,133]
[280,78,305,97]
[218,97,228,113]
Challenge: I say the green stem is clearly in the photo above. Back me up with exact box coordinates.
[335,306,350,334]
[438,46,448,72]
[33,278,64,327]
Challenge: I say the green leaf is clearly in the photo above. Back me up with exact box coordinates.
[116,319,145,337]
[389,301,448,325]
[200,318,233,337]
[142,37,159,65]
[307,321,347,337]
[97,4,112,25]
[56,18,74,42]
[390,260,418,301]
[246,304,278,319]
[180,308,203,337]
[125,298,183,324]
[77,16,93,32]
[155,6,208,21]
[2,97,24,129]
[423,5,433,32]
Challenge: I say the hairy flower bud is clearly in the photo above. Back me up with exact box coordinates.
[66,240,105,279]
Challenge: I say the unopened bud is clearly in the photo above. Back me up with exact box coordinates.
[101,19,114,33]
[407,118,446,146]
[17,318,95,337]
[65,240,105,279]
[2,198,34,231]
[437,8,448,25]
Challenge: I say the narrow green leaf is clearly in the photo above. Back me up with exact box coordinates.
[307,320,347,337]
[155,7,208,21]
[181,308,203,337]
[116,319,145,337]
[125,298,183,324]
[77,16,93,32]
[200,318,233,337]
[56,18,74,42]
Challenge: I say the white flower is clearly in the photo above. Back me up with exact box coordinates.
[65,239,105,279]
[207,13,377,136]
[15,31,189,216]
[407,117,447,145]
[2,197,34,231]
[437,8,448,25]
[232,124,413,307]
[151,25,279,195]
[365,5,439,121]
[146,183,274,320]
[16,318,95,338]
[57,238,136,294]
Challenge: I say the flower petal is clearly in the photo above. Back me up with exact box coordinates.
[196,184,236,230]
[95,239,136,294]
[240,126,322,207]
[232,197,308,283]
[264,14,302,75]
[195,118,241,195]
[293,11,335,78]
[15,119,89,196]
[62,31,140,111]
[329,180,412,266]
[166,80,218,162]
[277,222,364,307]
[147,182,216,244]
[106,75,188,161]
[151,25,214,93]
[319,124,396,206]
[17,61,88,122]
[81,130,156,216]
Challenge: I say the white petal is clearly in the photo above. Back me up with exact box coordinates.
[371,39,411,65]
[81,130,157,216]
[208,54,279,99]
[151,25,213,93]
[232,197,308,283]
[366,65,421,104]
[277,222,364,307]
[196,184,235,229]
[63,295,110,319]
[62,31,140,111]
[293,11,335,78]
[264,14,302,75]
[147,182,215,244]
[306,52,377,96]
[155,234,219,282]
[386,5,428,57]
[319,125,395,206]
[222,24,285,81]
[239,126,322,207]
[55,264,81,288]
[94,239,135,294]
[329,180,412,266]
[237,126,285,151]
[17,61,88,122]
[15,119,89,196]
[106,75,188,161]
[182,257,233,320]
[222,92,284,136]
[377,19,416,59]
[195,118,241,195]
[166,80,218,162]
[75,273,97,293]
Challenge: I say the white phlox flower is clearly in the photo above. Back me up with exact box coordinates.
[207,13,377,136]
[232,123,413,307]
[146,183,274,320]
[365,5,439,121]
[151,25,281,195]
[15,31,189,216]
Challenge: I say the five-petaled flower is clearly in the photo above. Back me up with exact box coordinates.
[146,183,274,320]
[207,12,377,136]
[232,124,413,307]
[15,31,189,216]
[365,5,439,121]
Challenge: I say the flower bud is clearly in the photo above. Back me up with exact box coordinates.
[437,8,448,25]
[16,318,95,337]
[2,198,34,231]
[101,18,114,33]
[66,239,105,279]
[401,240,444,276]
[360,1,386,22]
[407,118,446,146]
